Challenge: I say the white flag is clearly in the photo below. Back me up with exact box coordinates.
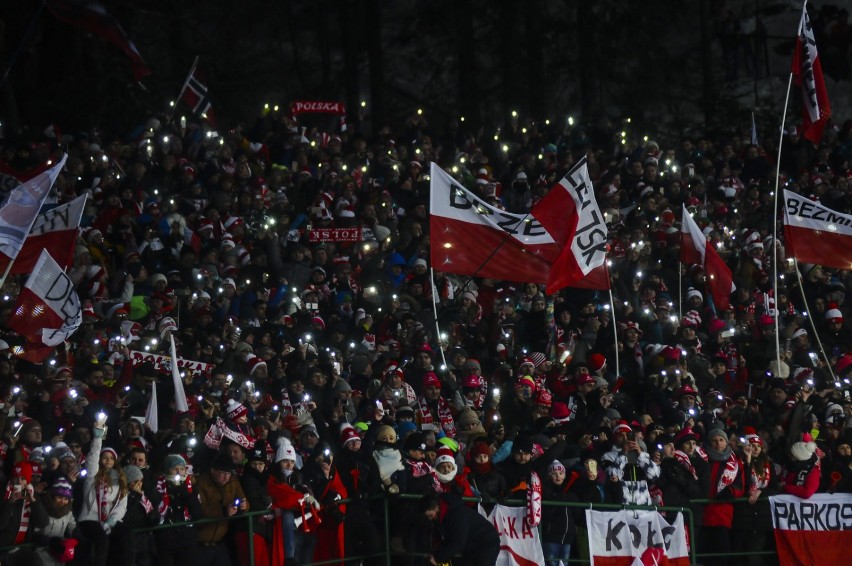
[170,334,189,412]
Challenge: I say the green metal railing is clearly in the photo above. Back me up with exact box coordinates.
[0,495,778,565]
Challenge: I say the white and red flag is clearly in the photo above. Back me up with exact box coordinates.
[783,190,852,269]
[0,155,67,266]
[680,205,735,311]
[531,156,610,293]
[430,160,609,292]
[46,1,151,82]
[0,194,86,275]
[770,493,852,566]
[8,251,82,362]
[792,1,831,144]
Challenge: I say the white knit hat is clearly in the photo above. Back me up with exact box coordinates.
[275,437,297,463]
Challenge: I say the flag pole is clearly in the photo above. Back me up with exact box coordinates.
[166,55,200,122]
[772,72,794,375]
[793,259,837,382]
[429,268,448,370]
[609,287,619,379]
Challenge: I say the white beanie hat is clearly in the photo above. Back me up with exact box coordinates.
[790,434,817,462]
[275,437,297,463]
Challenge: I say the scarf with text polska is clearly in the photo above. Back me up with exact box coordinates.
[417,396,457,438]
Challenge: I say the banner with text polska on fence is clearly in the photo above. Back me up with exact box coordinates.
[770,493,852,566]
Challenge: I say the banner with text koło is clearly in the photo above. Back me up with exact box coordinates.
[586,509,689,566]
[770,493,852,566]
[479,504,544,566]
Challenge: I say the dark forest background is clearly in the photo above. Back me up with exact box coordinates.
[0,0,849,144]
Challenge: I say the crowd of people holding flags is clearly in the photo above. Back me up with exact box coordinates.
[0,7,848,566]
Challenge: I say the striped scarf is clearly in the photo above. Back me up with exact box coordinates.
[674,450,698,480]
[4,484,32,543]
[417,396,457,438]
[156,476,192,524]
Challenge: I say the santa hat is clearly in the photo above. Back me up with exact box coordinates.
[826,304,843,324]
[275,437,297,463]
[223,216,244,231]
[227,399,248,421]
[588,353,607,373]
[246,356,267,376]
[743,426,763,446]
[435,446,456,468]
[551,402,571,424]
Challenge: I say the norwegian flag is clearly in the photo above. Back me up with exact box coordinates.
[178,61,215,124]
[792,1,831,143]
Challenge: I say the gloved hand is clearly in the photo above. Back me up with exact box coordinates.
[102,523,112,535]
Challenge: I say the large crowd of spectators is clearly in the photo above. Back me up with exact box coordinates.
[0,92,848,566]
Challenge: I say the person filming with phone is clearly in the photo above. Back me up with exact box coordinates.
[601,421,660,505]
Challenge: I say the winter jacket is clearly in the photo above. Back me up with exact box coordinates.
[541,479,578,545]
[195,472,248,544]
[76,429,128,528]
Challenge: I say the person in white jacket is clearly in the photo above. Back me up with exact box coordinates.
[31,476,77,566]
[75,416,128,566]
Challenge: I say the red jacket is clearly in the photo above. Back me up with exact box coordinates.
[702,453,745,528]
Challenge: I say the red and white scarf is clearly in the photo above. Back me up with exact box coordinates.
[156,475,193,524]
[674,450,698,480]
[96,477,121,523]
[417,396,457,438]
[716,454,740,494]
[749,461,771,491]
[405,458,441,492]
[527,471,542,527]
[5,484,33,543]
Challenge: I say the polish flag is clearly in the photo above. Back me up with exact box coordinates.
[0,194,87,275]
[430,160,609,292]
[429,162,559,283]
[0,155,67,266]
[8,251,82,362]
[783,190,852,270]
[792,1,831,144]
[680,205,735,311]
[531,156,609,293]
[46,0,151,82]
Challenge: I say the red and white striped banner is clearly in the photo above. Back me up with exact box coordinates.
[771,493,852,566]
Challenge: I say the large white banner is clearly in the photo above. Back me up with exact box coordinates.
[586,509,690,566]
[479,504,545,566]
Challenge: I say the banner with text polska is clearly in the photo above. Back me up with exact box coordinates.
[129,350,213,378]
[479,504,545,566]
[770,493,852,566]
[586,508,689,566]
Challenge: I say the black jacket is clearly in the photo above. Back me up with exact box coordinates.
[433,494,500,564]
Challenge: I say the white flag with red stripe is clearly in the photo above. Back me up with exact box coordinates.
[680,205,735,311]
[792,1,831,143]
[8,250,81,361]
[0,155,67,264]
[430,160,608,292]
[770,494,852,566]
[531,156,609,293]
[783,190,852,269]
[0,194,86,275]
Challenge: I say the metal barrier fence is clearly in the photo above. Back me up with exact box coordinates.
[0,495,779,565]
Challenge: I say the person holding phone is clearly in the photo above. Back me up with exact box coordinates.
[601,421,660,505]
[195,451,248,565]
